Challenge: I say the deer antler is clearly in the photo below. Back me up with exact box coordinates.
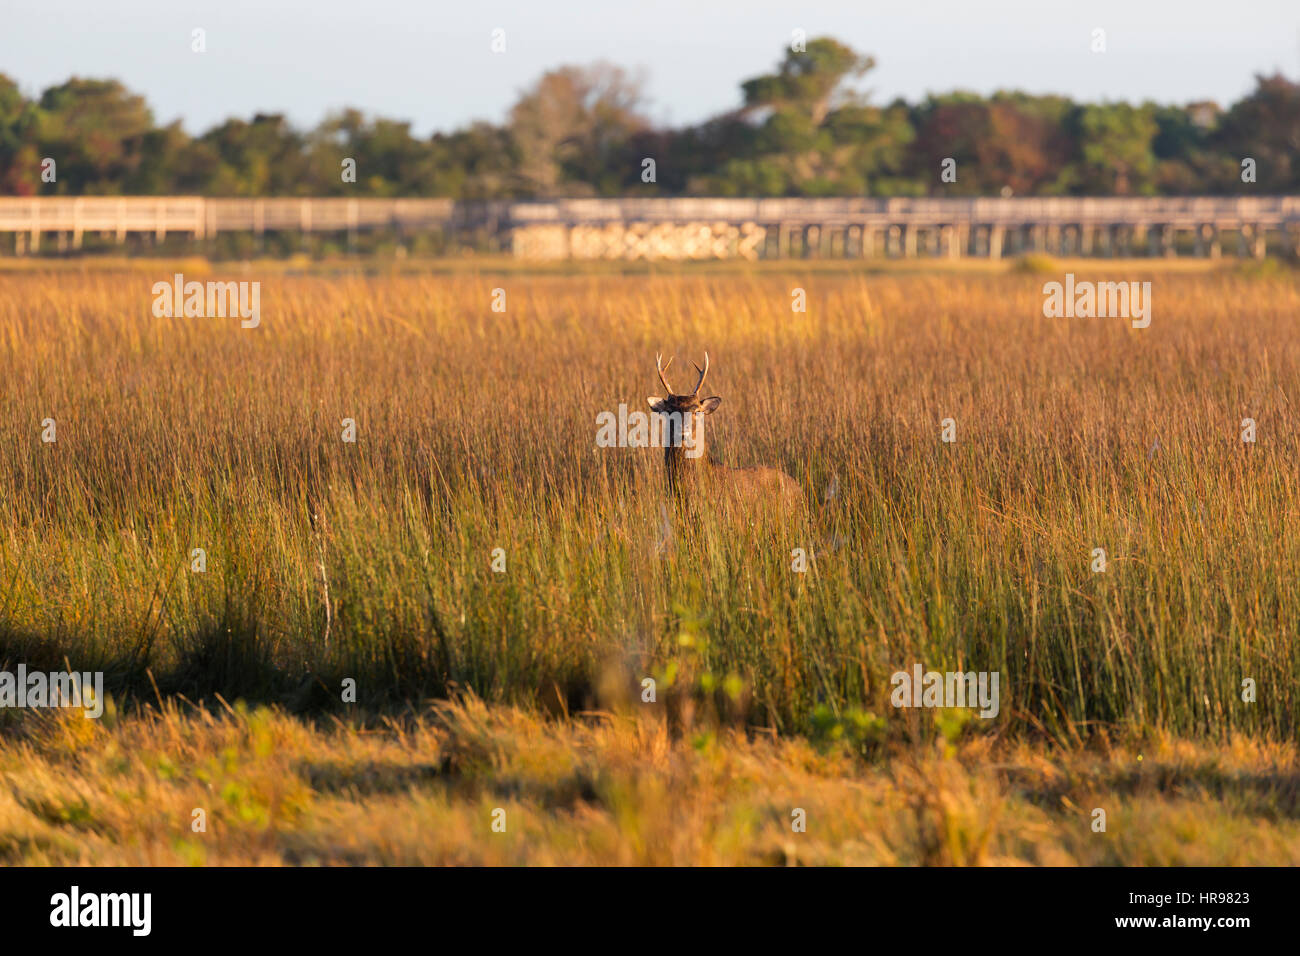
[656,353,675,394]
[689,352,709,397]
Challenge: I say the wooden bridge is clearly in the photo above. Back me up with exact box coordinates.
[2,196,1298,260]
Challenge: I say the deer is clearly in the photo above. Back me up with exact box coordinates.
[647,352,803,511]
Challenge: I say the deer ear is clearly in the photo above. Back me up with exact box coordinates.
[647,397,668,412]
[699,396,721,414]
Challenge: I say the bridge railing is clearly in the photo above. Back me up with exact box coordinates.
[2,195,1298,258]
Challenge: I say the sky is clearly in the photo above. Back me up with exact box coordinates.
[2,0,1297,135]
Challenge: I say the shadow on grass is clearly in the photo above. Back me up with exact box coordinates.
[296,759,444,797]
[1003,761,1300,820]
[0,603,600,719]
[0,614,448,715]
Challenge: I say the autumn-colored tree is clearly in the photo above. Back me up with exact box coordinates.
[508,63,647,197]
[0,74,41,196]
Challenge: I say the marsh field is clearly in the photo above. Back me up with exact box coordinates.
[1,261,1299,865]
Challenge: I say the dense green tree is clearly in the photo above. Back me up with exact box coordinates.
[195,114,307,196]
[34,78,154,193]
[740,38,875,125]
[693,38,894,196]
[1215,74,1300,191]
[1070,103,1159,195]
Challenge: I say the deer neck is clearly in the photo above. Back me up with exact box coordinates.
[662,410,711,494]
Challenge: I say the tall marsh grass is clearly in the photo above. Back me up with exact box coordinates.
[1,269,1297,741]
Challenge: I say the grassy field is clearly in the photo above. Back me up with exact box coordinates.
[1,262,1297,863]
[4,696,1298,865]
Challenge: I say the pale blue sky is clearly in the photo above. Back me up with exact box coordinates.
[2,1,1296,134]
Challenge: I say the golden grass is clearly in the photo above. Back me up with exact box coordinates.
[1,696,1296,865]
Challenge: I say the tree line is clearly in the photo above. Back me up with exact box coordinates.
[2,38,1296,199]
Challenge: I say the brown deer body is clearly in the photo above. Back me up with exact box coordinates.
[648,353,802,510]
